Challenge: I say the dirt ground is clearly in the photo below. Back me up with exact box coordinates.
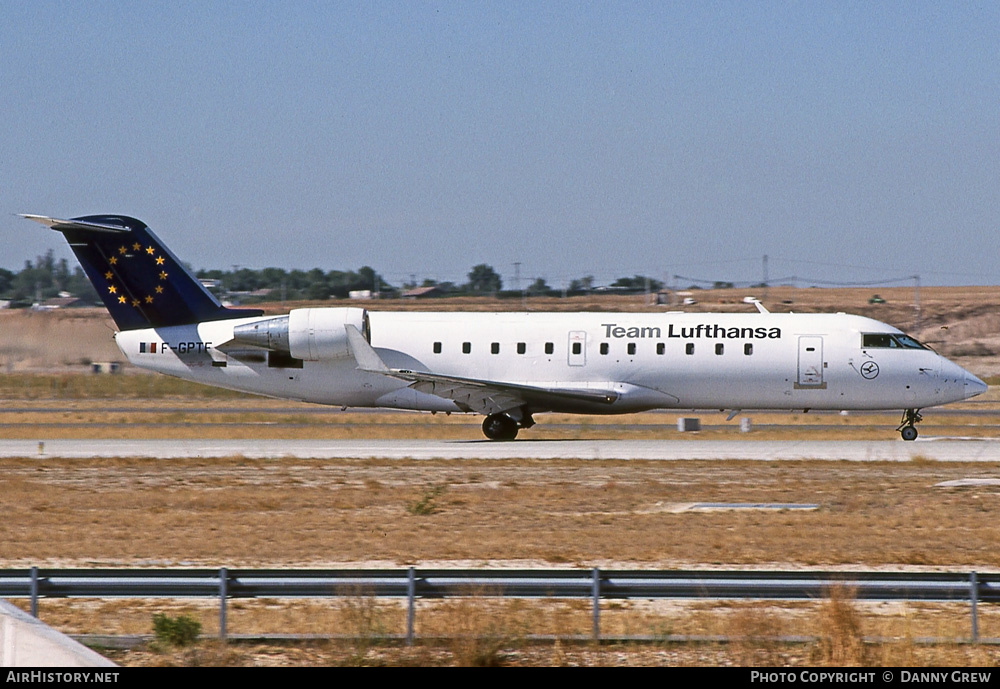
[5,456,1000,570]
[5,447,1000,666]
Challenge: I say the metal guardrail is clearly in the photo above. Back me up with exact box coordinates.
[1,567,995,643]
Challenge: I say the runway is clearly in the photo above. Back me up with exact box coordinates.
[6,437,1000,461]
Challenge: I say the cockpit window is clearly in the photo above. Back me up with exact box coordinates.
[862,333,929,350]
[862,334,897,348]
[894,334,928,350]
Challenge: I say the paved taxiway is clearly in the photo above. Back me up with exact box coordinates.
[4,438,999,461]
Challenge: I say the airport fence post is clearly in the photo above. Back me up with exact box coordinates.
[406,567,416,646]
[29,566,38,618]
[592,567,601,642]
[219,567,228,641]
[970,571,979,643]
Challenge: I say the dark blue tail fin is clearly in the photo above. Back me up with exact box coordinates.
[24,214,263,330]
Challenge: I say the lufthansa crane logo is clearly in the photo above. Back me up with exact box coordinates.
[860,361,880,379]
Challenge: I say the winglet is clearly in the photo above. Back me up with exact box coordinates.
[344,324,390,372]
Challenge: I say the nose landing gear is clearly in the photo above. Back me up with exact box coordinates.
[897,408,922,441]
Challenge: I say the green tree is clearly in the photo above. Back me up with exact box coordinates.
[568,275,594,293]
[67,266,98,302]
[305,268,330,300]
[13,257,51,301]
[227,267,261,292]
[0,268,14,297]
[611,275,663,292]
[527,277,551,296]
[467,264,502,294]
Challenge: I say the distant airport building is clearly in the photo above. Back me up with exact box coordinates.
[35,296,87,310]
[402,286,444,299]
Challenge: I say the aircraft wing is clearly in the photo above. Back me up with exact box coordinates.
[389,369,618,415]
[344,325,618,415]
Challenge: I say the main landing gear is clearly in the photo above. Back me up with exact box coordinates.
[482,411,534,441]
[897,408,922,441]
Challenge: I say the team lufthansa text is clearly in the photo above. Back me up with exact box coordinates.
[602,324,782,339]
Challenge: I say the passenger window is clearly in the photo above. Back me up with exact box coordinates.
[715,343,724,355]
[462,342,471,354]
[686,343,694,355]
[545,342,554,355]
[627,343,636,355]
[491,343,500,355]
[657,343,665,355]
[572,342,582,355]
[600,343,609,355]
[517,342,526,354]
[744,343,753,356]
[433,342,442,354]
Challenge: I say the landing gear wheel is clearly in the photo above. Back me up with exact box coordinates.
[897,408,922,441]
[482,414,519,441]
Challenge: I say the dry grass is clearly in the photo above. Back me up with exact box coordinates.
[426,593,529,666]
[5,456,1000,569]
[727,603,789,666]
[335,586,397,665]
[810,585,870,666]
[99,637,1000,667]
[28,595,1000,666]
[19,596,997,646]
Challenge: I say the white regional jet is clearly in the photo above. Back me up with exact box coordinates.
[25,214,988,441]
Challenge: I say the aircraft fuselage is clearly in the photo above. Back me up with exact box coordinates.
[115,310,983,415]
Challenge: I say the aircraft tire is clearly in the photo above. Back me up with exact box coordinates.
[900,425,918,441]
[482,414,519,441]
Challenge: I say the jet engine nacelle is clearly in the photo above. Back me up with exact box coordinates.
[231,307,369,360]
[289,307,369,360]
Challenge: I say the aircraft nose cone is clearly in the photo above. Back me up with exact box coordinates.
[965,371,989,398]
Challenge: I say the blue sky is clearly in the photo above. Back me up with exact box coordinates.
[4,1,998,288]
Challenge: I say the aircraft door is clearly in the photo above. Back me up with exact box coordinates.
[568,331,587,366]
[796,336,825,388]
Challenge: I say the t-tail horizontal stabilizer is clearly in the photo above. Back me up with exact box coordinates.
[23,214,263,330]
